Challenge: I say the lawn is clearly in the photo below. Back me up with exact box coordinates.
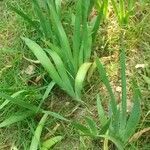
[0,0,150,150]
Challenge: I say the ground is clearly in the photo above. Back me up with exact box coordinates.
[0,0,150,150]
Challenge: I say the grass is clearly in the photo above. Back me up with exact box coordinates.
[0,0,150,149]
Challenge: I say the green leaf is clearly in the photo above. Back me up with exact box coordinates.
[32,0,51,38]
[38,81,56,109]
[73,122,92,135]
[92,3,104,41]
[82,24,92,64]
[0,93,68,122]
[45,49,75,98]
[80,0,92,63]
[96,58,119,133]
[96,58,117,116]
[22,37,63,87]
[103,0,109,18]
[72,0,82,72]
[0,92,39,112]
[41,136,63,150]
[123,81,141,143]
[43,111,69,122]
[85,117,98,135]
[88,0,96,15]
[55,0,62,19]
[46,1,74,74]
[96,94,107,126]
[0,111,34,128]
[120,45,127,132]
[42,82,55,102]
[30,114,48,150]
[128,0,136,12]
[75,62,91,100]
[0,90,26,110]
[43,41,63,60]
[8,4,39,31]
[119,0,125,20]
[111,0,122,24]
[99,119,111,134]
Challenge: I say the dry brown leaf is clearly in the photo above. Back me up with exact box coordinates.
[129,127,150,142]
[24,65,35,75]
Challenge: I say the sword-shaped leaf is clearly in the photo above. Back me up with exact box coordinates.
[29,114,48,150]
[123,81,141,143]
[22,37,63,87]
[0,111,34,128]
[85,116,98,136]
[75,63,91,101]
[41,136,63,150]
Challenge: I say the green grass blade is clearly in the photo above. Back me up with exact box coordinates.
[0,93,68,122]
[41,82,55,102]
[55,0,62,19]
[0,92,39,112]
[119,0,125,20]
[103,0,109,18]
[128,0,135,12]
[41,136,63,150]
[96,58,117,116]
[96,58,119,133]
[29,114,48,150]
[43,111,69,122]
[78,45,84,66]
[79,1,92,65]
[73,122,92,135]
[120,44,127,132]
[0,90,25,110]
[44,2,56,43]
[99,119,111,134]
[88,0,96,15]
[82,3,92,63]
[32,0,50,38]
[0,111,34,128]
[123,81,141,143]
[8,4,39,31]
[96,94,107,126]
[22,37,63,87]
[75,63,92,100]
[92,5,104,41]
[43,41,63,59]
[46,1,74,74]
[38,81,55,110]
[111,0,120,24]
[85,117,98,135]
[72,0,82,71]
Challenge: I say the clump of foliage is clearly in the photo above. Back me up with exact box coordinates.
[73,47,141,150]
[111,0,136,26]
[73,1,141,149]
[9,0,109,102]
